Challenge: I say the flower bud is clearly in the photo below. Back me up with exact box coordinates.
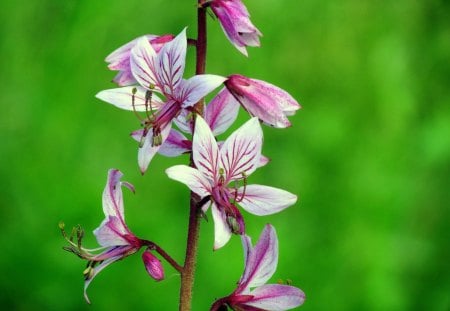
[142,250,164,281]
[225,74,301,128]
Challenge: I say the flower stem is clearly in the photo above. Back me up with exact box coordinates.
[142,240,183,273]
[179,2,208,311]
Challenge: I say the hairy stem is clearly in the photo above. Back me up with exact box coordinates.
[179,2,208,311]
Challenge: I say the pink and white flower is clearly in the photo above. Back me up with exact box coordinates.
[97,28,225,173]
[106,34,174,86]
[210,225,305,311]
[209,0,262,56]
[61,169,164,303]
[130,87,241,158]
[166,116,297,249]
[225,74,301,128]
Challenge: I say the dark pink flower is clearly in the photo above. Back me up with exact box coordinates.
[166,117,297,249]
[225,74,301,128]
[210,225,305,311]
[106,34,174,86]
[210,0,262,56]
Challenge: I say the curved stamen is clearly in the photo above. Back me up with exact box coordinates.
[235,172,247,203]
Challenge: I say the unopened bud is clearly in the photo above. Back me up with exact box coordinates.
[142,250,164,281]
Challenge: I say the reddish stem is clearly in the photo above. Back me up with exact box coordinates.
[179,2,208,311]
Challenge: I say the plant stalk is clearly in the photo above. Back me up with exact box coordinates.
[179,2,207,310]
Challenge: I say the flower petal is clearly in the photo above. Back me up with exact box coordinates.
[158,128,191,157]
[244,284,305,310]
[177,74,226,107]
[165,165,212,198]
[130,37,159,90]
[205,87,240,136]
[237,185,297,216]
[220,117,262,182]
[258,155,270,168]
[96,86,163,112]
[102,169,126,219]
[155,28,187,95]
[192,116,220,183]
[94,216,130,247]
[211,202,232,250]
[83,255,122,304]
[240,224,278,290]
[137,123,171,174]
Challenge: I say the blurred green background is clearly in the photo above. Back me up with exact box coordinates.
[1,0,449,310]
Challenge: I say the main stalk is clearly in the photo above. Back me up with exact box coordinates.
[179,2,207,310]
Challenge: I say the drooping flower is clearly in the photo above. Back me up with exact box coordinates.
[224,74,301,128]
[166,116,297,249]
[106,34,174,86]
[209,0,262,56]
[97,28,225,173]
[210,224,305,311]
[60,169,164,303]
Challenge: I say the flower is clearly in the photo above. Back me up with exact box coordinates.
[60,169,164,303]
[97,28,225,173]
[210,225,305,311]
[224,74,301,128]
[209,0,262,56]
[130,87,241,158]
[166,116,297,249]
[106,34,174,86]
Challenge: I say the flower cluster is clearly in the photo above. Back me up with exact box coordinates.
[63,0,305,309]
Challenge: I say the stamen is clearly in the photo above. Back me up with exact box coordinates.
[235,172,247,203]
[218,168,225,185]
[139,127,149,148]
[152,132,163,147]
[131,87,144,121]
[145,90,153,119]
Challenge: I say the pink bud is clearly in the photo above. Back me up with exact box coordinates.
[142,250,165,281]
[225,74,301,128]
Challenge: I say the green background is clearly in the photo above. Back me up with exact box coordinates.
[1,0,449,310]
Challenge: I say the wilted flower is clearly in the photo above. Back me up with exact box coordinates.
[210,225,305,311]
[97,28,225,173]
[209,0,262,56]
[166,116,297,249]
[225,74,301,128]
[61,169,164,303]
[106,34,174,86]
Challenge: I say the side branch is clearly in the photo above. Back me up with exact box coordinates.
[142,240,183,273]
